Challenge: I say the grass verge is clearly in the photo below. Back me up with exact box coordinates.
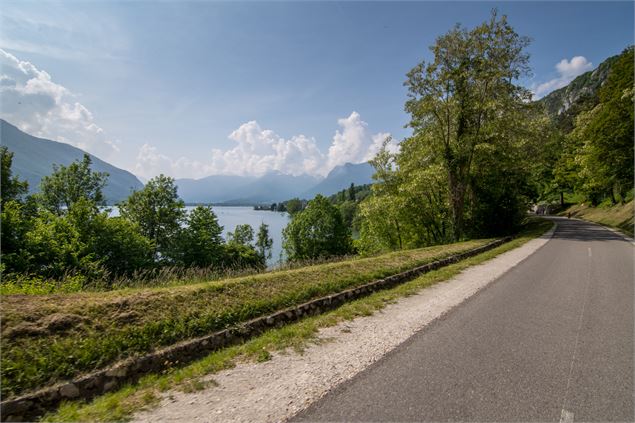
[2,238,494,398]
[563,200,634,237]
[42,218,552,422]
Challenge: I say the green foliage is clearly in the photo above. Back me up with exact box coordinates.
[283,195,353,260]
[39,154,108,215]
[118,175,185,260]
[0,146,28,205]
[228,224,254,246]
[573,47,634,203]
[180,206,225,268]
[222,242,265,270]
[285,198,303,215]
[255,223,273,260]
[19,209,104,280]
[543,47,634,207]
[404,10,533,241]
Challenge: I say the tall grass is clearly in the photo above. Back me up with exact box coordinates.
[2,238,493,398]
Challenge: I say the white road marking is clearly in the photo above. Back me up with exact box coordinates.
[587,247,592,257]
[560,409,574,423]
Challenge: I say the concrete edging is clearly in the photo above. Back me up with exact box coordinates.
[1,237,511,422]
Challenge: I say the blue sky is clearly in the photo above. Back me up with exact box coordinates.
[1,1,633,179]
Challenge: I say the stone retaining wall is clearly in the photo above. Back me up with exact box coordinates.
[1,237,510,422]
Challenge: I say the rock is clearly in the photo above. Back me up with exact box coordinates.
[59,383,80,399]
[105,365,127,378]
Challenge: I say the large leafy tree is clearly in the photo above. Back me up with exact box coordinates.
[404,11,532,240]
[39,154,108,214]
[118,175,185,260]
[283,195,352,260]
[180,205,225,267]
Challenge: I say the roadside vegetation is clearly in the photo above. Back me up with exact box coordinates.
[43,217,552,422]
[2,236,492,399]
[563,200,634,237]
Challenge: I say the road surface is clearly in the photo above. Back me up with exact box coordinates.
[293,218,634,422]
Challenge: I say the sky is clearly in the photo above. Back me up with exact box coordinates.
[0,1,633,180]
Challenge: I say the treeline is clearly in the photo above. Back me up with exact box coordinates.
[0,151,273,290]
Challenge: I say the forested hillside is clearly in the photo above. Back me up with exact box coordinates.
[539,46,634,207]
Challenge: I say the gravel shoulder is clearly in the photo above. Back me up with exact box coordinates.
[133,225,555,423]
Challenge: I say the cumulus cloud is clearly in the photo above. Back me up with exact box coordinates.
[211,121,326,177]
[0,49,118,159]
[136,112,396,179]
[533,56,593,99]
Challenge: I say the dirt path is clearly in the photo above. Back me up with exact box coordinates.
[133,226,554,423]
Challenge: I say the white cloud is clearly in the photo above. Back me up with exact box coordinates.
[135,112,396,179]
[0,49,118,159]
[533,56,593,99]
[212,121,326,177]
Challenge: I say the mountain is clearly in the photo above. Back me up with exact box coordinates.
[538,48,630,132]
[0,119,144,203]
[300,162,375,199]
[176,175,256,203]
[175,172,320,204]
[227,171,320,204]
[175,163,375,204]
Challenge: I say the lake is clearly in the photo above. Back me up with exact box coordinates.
[109,206,290,267]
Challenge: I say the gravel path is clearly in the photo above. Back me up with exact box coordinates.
[133,226,554,423]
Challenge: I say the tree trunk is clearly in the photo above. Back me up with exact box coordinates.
[448,171,466,242]
[394,219,403,250]
[560,192,564,208]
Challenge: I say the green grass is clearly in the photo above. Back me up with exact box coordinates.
[2,237,495,399]
[563,200,634,237]
[42,218,552,422]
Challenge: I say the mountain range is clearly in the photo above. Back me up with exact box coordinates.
[175,162,375,205]
[0,119,376,204]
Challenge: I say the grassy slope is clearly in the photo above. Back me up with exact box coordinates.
[2,238,493,398]
[563,200,634,237]
[44,218,552,422]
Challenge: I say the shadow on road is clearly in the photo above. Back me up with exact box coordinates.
[546,217,627,242]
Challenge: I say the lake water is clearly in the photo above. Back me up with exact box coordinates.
[109,206,290,266]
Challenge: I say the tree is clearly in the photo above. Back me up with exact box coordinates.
[1,147,31,272]
[228,224,254,246]
[118,175,185,260]
[283,195,352,260]
[348,183,356,201]
[0,147,28,206]
[180,205,224,267]
[404,10,532,240]
[39,154,108,214]
[255,222,273,260]
[285,198,303,215]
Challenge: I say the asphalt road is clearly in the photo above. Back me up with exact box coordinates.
[293,218,634,422]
